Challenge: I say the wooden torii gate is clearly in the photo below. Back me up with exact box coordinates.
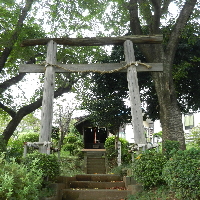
[19,35,163,154]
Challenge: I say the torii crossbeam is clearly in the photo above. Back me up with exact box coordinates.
[19,35,163,154]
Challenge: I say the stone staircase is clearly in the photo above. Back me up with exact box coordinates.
[54,174,131,200]
[45,150,141,200]
[85,150,107,174]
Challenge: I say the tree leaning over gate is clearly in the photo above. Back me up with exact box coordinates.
[19,35,163,154]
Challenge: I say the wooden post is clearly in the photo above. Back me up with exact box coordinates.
[117,141,122,166]
[124,40,146,145]
[39,40,57,154]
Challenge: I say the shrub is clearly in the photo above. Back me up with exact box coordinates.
[59,157,84,176]
[132,150,167,189]
[187,124,200,146]
[162,140,180,159]
[23,152,60,183]
[7,132,39,162]
[62,134,83,156]
[18,132,39,142]
[0,153,43,200]
[105,136,131,168]
[6,139,24,162]
[162,148,200,200]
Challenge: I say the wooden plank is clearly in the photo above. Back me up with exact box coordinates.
[19,62,163,73]
[39,40,57,154]
[124,40,146,145]
[21,35,163,47]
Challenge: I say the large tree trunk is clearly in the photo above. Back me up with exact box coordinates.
[152,69,186,150]
[128,0,197,150]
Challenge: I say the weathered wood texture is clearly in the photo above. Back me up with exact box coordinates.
[39,40,57,154]
[21,35,163,47]
[19,62,163,73]
[124,40,146,144]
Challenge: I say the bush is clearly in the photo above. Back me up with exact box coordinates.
[0,153,43,199]
[105,136,131,169]
[62,134,83,156]
[187,124,200,146]
[59,157,84,176]
[162,140,180,159]
[132,150,167,189]
[6,132,39,162]
[162,148,200,200]
[23,152,60,184]
[6,139,25,162]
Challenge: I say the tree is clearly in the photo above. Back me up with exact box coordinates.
[80,72,131,134]
[103,0,198,149]
[1,0,199,151]
[53,96,77,150]
[78,1,199,150]
[127,0,198,150]
[0,0,107,145]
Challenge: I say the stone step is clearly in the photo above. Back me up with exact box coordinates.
[87,169,106,174]
[62,189,131,200]
[76,174,122,182]
[86,152,105,157]
[87,161,105,165]
[87,157,106,174]
[87,157,105,160]
[87,163,106,167]
[87,165,106,169]
[70,181,125,189]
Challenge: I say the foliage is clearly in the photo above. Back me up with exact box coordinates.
[59,157,84,177]
[128,185,175,200]
[23,152,60,183]
[132,150,167,189]
[162,148,200,200]
[162,140,180,159]
[6,132,39,162]
[18,132,39,142]
[62,133,83,156]
[153,131,162,138]
[186,123,200,147]
[108,164,131,177]
[0,153,43,200]
[6,138,24,162]
[104,136,131,169]
[16,113,40,133]
[173,31,200,113]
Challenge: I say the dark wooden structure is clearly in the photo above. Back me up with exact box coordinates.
[75,117,108,149]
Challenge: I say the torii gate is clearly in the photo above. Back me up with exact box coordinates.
[19,35,163,154]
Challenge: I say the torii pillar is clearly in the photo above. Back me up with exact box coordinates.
[39,40,56,154]
[124,40,146,145]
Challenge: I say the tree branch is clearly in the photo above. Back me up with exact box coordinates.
[129,0,143,35]
[0,102,16,118]
[138,0,154,33]
[150,0,161,33]
[0,0,34,72]
[2,76,79,144]
[161,0,173,15]
[0,73,26,93]
[165,0,197,65]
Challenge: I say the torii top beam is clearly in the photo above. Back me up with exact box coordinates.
[21,35,163,47]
